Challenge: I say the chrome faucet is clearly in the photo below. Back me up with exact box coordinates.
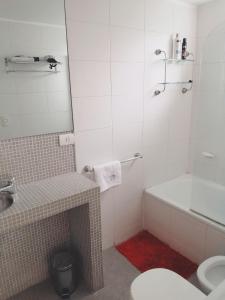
[0,176,16,194]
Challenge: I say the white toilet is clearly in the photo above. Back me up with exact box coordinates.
[130,268,205,300]
[130,268,225,300]
[197,256,225,294]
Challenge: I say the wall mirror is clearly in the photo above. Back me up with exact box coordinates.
[0,0,73,139]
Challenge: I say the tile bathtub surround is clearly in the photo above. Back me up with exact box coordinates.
[66,0,197,249]
[0,173,103,299]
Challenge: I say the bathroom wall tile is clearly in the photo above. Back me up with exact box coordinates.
[114,161,144,244]
[70,61,111,97]
[113,122,143,161]
[168,93,192,142]
[75,127,113,172]
[110,0,145,30]
[112,95,143,125]
[67,0,197,250]
[111,62,144,96]
[73,96,112,131]
[65,0,110,24]
[67,22,110,61]
[111,27,144,62]
[198,0,225,37]
[145,0,173,34]
[143,95,170,149]
[143,144,168,187]
[172,2,197,37]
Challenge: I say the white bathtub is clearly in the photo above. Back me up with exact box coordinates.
[144,175,225,264]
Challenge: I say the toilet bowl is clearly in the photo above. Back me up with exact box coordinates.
[197,256,225,294]
[130,268,205,300]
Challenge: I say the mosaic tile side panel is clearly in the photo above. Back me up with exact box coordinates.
[0,212,71,300]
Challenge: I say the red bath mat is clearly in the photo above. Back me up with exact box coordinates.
[116,231,197,279]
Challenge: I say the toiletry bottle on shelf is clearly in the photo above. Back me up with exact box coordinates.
[174,33,182,60]
[182,38,187,60]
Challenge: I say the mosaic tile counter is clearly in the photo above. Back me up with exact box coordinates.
[0,172,104,299]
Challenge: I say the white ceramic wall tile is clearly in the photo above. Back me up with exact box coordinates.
[70,61,111,97]
[65,0,110,24]
[110,0,145,30]
[113,122,143,160]
[111,27,144,62]
[67,22,110,61]
[114,161,144,244]
[143,144,168,187]
[111,62,144,96]
[172,2,197,37]
[112,95,143,125]
[198,0,225,37]
[168,93,192,141]
[145,0,173,34]
[75,127,113,172]
[143,95,170,148]
[67,0,197,248]
[73,96,112,131]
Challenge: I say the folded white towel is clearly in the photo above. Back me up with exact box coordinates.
[94,161,122,193]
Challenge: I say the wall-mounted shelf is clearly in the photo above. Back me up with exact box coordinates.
[4,56,62,73]
[161,58,195,63]
[154,49,194,96]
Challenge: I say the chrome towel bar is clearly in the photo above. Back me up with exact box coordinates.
[83,153,143,173]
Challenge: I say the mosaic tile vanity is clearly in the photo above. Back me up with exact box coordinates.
[0,172,104,299]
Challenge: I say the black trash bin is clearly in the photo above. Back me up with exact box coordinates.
[50,251,78,299]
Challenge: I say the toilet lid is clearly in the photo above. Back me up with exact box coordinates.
[130,268,205,300]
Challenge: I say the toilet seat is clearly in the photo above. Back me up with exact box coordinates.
[130,268,205,300]
[197,256,225,294]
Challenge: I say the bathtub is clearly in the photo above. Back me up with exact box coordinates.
[143,175,225,264]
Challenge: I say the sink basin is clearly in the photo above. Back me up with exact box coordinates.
[0,192,14,213]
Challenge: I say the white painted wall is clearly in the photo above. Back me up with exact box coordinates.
[190,0,225,185]
[66,0,197,249]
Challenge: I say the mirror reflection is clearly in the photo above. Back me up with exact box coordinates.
[0,0,73,139]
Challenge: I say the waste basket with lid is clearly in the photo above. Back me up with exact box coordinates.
[50,251,78,298]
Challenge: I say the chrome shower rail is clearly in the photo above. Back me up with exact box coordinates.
[83,153,143,173]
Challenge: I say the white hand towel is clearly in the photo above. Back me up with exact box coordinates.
[94,161,122,193]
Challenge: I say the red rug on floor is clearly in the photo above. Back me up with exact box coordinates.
[116,231,197,279]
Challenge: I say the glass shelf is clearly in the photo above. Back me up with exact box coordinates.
[158,80,193,85]
[161,58,195,63]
